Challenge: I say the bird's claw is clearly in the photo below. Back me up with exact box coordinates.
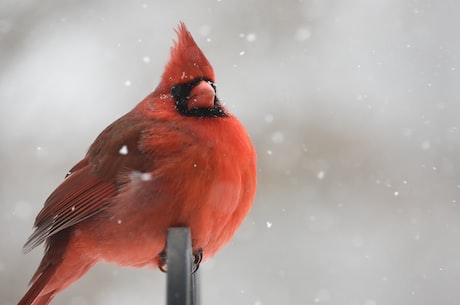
[192,248,203,273]
[158,250,168,272]
[156,248,202,273]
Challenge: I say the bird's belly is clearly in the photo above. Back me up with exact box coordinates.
[74,214,168,268]
[72,171,247,267]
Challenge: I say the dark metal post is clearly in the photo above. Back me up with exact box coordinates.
[166,227,200,305]
[191,265,200,305]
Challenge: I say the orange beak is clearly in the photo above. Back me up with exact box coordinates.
[187,81,216,111]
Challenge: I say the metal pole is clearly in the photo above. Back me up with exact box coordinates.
[166,227,200,305]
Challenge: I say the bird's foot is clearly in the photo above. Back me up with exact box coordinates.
[192,248,203,273]
[157,250,168,273]
[156,248,202,273]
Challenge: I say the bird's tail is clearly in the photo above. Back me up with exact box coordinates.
[18,230,95,305]
[17,264,58,305]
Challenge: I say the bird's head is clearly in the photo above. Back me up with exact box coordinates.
[154,22,226,118]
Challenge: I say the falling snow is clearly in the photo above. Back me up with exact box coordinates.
[246,33,256,42]
[35,146,48,158]
[317,171,325,180]
[130,171,152,182]
[140,172,152,181]
[119,145,128,155]
[421,140,431,150]
[313,289,330,303]
[3,2,460,305]
[271,131,284,144]
[264,113,274,123]
[294,26,312,42]
[12,201,32,219]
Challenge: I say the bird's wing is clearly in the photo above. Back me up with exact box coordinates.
[23,118,152,253]
[23,162,117,253]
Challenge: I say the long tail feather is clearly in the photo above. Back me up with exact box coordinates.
[18,229,94,305]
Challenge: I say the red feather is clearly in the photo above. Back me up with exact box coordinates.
[19,23,257,305]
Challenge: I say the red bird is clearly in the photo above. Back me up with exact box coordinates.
[18,23,257,305]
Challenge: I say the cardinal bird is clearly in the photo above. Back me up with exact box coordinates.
[18,22,257,305]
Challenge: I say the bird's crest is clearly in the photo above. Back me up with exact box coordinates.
[161,22,215,88]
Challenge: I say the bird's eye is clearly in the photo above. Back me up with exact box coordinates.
[170,85,178,96]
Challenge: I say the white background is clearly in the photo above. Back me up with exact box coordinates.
[1,0,459,304]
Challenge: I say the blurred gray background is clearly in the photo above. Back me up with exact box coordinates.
[1,0,459,304]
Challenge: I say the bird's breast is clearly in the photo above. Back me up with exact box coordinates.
[79,117,255,265]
